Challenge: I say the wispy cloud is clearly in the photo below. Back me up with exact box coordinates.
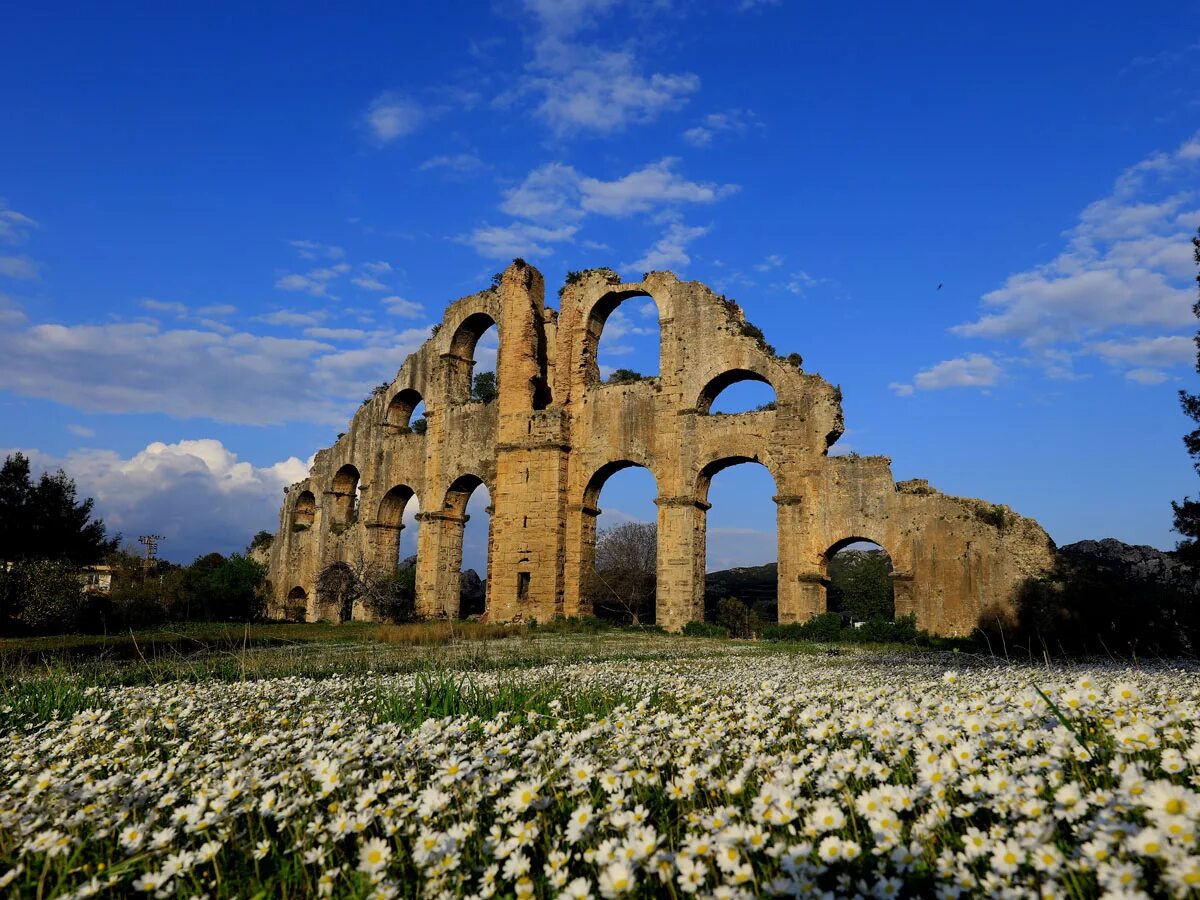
[682,108,760,147]
[416,153,488,175]
[362,93,424,144]
[947,131,1200,385]
[626,223,710,274]
[502,0,699,136]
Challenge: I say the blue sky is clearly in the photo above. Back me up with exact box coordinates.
[2,1,1199,571]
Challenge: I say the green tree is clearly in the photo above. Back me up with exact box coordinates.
[827,548,894,623]
[248,531,274,553]
[183,553,267,621]
[608,369,644,385]
[0,559,85,634]
[472,371,497,403]
[0,453,117,564]
[1173,228,1200,564]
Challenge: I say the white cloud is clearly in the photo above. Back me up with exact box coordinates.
[257,309,326,327]
[1126,368,1170,385]
[288,240,344,260]
[382,296,424,318]
[506,1,699,136]
[10,440,311,562]
[274,263,350,297]
[0,300,433,425]
[0,203,38,243]
[627,223,709,273]
[754,254,783,272]
[417,153,487,175]
[579,158,738,216]
[362,93,423,143]
[141,298,189,317]
[0,255,38,279]
[908,354,1003,391]
[196,304,237,317]
[351,274,388,291]
[954,131,1200,358]
[682,108,758,147]
[476,159,735,260]
[67,424,95,438]
[1089,335,1195,367]
[461,222,579,260]
[888,382,915,397]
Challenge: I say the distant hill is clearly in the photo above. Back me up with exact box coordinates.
[705,563,779,608]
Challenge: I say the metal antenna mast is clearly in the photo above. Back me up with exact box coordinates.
[137,534,166,578]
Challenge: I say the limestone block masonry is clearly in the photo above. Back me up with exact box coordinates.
[264,262,1056,635]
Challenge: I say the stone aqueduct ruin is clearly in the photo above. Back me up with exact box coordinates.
[264,262,1054,634]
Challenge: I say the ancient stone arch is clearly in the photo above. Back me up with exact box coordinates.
[264,262,1054,635]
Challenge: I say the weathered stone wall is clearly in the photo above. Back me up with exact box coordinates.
[264,262,1055,636]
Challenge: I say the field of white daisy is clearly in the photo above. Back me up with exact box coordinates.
[2,627,1198,898]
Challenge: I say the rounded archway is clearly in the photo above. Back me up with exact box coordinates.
[581,461,659,625]
[448,312,498,405]
[386,389,425,431]
[823,538,895,624]
[583,290,661,385]
[293,490,315,529]
[699,457,779,629]
[698,369,776,415]
[285,586,308,621]
[330,465,360,525]
[440,474,491,618]
[376,484,416,569]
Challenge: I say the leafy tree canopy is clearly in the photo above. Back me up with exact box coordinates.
[1173,227,1200,563]
[0,452,117,565]
[472,371,497,403]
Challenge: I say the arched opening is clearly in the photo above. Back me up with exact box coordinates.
[698,370,776,414]
[330,465,360,525]
[376,484,415,567]
[582,461,659,625]
[386,389,426,433]
[293,490,315,530]
[700,457,778,631]
[316,562,355,623]
[823,539,895,624]
[285,586,308,621]
[585,291,660,385]
[444,474,491,618]
[448,312,499,405]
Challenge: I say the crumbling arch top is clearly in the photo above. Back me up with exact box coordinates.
[696,368,775,414]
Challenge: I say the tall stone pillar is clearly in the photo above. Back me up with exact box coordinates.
[774,494,819,624]
[414,511,467,618]
[367,523,403,571]
[489,262,570,624]
[562,503,600,618]
[891,571,916,622]
[656,496,708,632]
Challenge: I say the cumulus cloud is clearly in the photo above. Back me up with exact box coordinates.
[10,440,311,562]
[382,296,424,318]
[461,222,579,260]
[470,159,733,260]
[0,299,434,425]
[504,0,699,136]
[891,354,1003,396]
[362,93,424,143]
[951,131,1200,383]
[626,223,709,273]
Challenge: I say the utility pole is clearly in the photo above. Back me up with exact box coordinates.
[138,534,165,579]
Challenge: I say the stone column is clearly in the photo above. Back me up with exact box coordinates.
[414,511,468,619]
[562,503,600,618]
[774,494,808,624]
[655,496,709,632]
[366,523,403,572]
[891,570,916,622]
